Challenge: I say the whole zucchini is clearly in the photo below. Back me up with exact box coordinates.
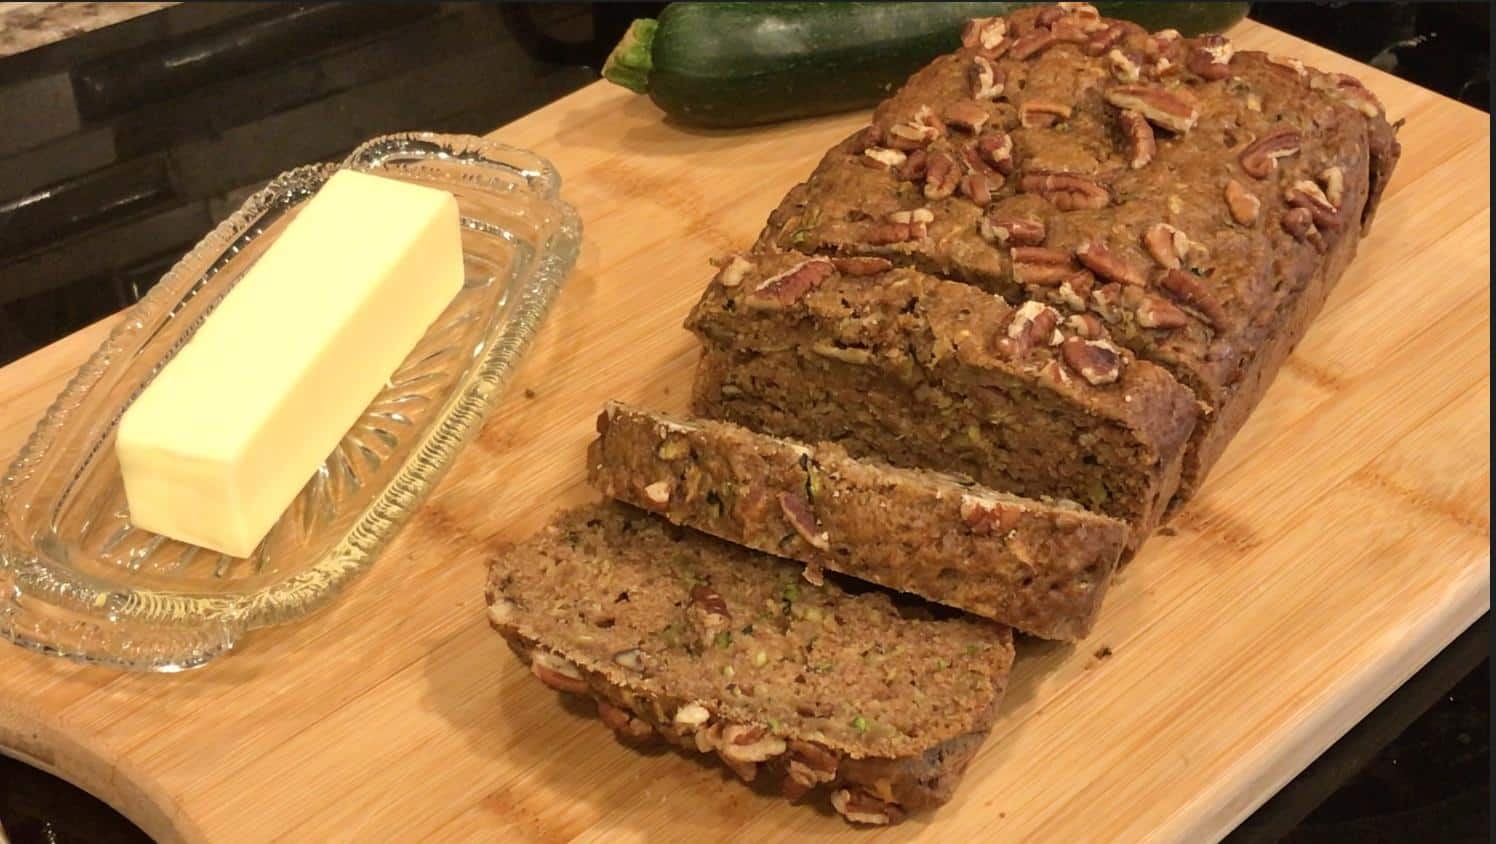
[602,2,1250,128]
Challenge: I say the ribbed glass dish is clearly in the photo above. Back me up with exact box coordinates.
[0,133,581,671]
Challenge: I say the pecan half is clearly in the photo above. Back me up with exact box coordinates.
[1108,48,1143,82]
[960,494,1022,534]
[1158,268,1227,329]
[1118,109,1155,169]
[1239,127,1302,179]
[959,170,994,207]
[1186,34,1234,80]
[897,147,928,181]
[1320,166,1345,207]
[597,699,656,743]
[1010,29,1057,60]
[976,132,1016,175]
[783,740,839,800]
[1018,170,1111,210]
[1104,84,1199,134]
[831,789,905,826]
[961,16,1008,51]
[861,146,907,169]
[968,55,1005,100]
[1076,241,1145,286]
[1049,16,1092,44]
[1285,179,1341,230]
[1061,337,1124,385]
[1224,179,1261,224]
[1065,312,1104,338]
[1010,246,1076,285]
[720,724,788,764]
[1087,24,1127,57]
[748,259,836,308]
[832,256,893,276]
[924,150,960,199]
[1142,223,1190,269]
[1136,294,1189,329]
[944,99,990,133]
[714,254,753,288]
[1020,99,1074,129]
[531,651,587,694]
[779,492,830,550]
[979,212,1046,247]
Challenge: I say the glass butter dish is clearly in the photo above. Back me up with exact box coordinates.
[0,133,581,671]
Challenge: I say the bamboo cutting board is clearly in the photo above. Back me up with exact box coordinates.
[0,21,1488,844]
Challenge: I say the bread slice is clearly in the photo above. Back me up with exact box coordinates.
[485,502,1014,825]
[685,250,1197,549]
[589,401,1126,639]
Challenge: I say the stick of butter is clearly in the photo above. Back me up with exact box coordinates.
[117,170,464,558]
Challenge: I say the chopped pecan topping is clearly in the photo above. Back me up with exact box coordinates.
[831,256,893,276]
[1285,179,1341,230]
[1224,179,1261,225]
[968,55,1005,100]
[1058,270,1094,308]
[960,494,1022,534]
[1039,358,1073,386]
[943,99,991,133]
[1158,268,1227,329]
[1280,206,1323,249]
[861,147,907,169]
[890,208,935,225]
[924,150,960,199]
[1049,15,1093,44]
[831,789,905,826]
[1020,99,1074,129]
[1104,84,1199,133]
[1034,6,1067,27]
[1061,337,1124,385]
[1004,300,1062,351]
[976,132,1016,175]
[1239,127,1302,178]
[1317,72,1384,118]
[1076,240,1145,286]
[1065,312,1104,338]
[979,212,1046,247]
[719,724,787,764]
[1087,24,1127,56]
[714,254,753,288]
[531,651,587,694]
[1018,170,1111,211]
[961,16,1009,51]
[1320,166,1345,207]
[1010,246,1076,285]
[747,259,836,308]
[1186,34,1234,80]
[597,699,656,743]
[1118,109,1155,169]
[959,170,994,207]
[867,208,933,244]
[1108,48,1143,82]
[897,147,928,181]
[1136,294,1189,329]
[1010,29,1058,60]
[885,105,945,150]
[1142,223,1190,269]
[779,492,830,550]
[642,480,672,509]
[1057,2,1102,20]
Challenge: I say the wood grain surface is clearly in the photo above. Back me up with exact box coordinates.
[0,21,1488,844]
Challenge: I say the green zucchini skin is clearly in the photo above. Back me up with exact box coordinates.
[605,2,1250,128]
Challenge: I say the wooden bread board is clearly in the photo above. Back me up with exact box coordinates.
[0,21,1488,844]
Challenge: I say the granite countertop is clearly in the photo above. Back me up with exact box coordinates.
[0,3,176,59]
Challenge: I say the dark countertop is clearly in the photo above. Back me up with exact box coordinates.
[0,4,1488,842]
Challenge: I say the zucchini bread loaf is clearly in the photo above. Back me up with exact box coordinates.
[751,4,1401,507]
[486,502,1014,825]
[589,400,1127,639]
[685,250,1197,548]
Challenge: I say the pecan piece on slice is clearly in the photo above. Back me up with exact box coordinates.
[960,494,1022,535]
[831,789,905,826]
[1224,179,1261,225]
[1186,34,1234,80]
[779,492,830,551]
[1003,300,1062,351]
[885,105,945,149]
[1118,109,1155,169]
[673,702,711,732]
[1158,268,1228,330]
[1058,269,1094,309]
[1104,84,1199,134]
[1061,336,1125,385]
[976,132,1016,175]
[1280,206,1324,250]
[1065,312,1104,338]
[1010,246,1076,286]
[1108,48,1143,82]
[979,212,1046,247]
[713,254,754,288]
[1239,127,1302,179]
[689,584,730,621]
[1142,223,1190,269]
[897,147,928,181]
[747,259,836,308]
[612,647,647,673]
[1018,170,1111,211]
[531,651,588,695]
[641,480,672,509]
[959,170,994,207]
[783,740,839,801]
[1136,294,1189,329]
[1035,5,1067,27]
[861,147,907,170]
[1039,358,1073,386]
[1319,166,1345,207]
[968,55,1005,100]
[597,699,656,743]
[1285,180,1341,230]
[944,99,990,134]
[1020,99,1074,129]
[924,150,960,199]
[1010,29,1058,60]
[1076,240,1145,286]
[1315,72,1384,118]
[1086,23,1126,57]
[1057,2,1102,20]
[890,207,935,234]
[961,16,1008,51]
[831,256,894,276]
[1265,54,1308,79]
[1049,15,1093,44]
